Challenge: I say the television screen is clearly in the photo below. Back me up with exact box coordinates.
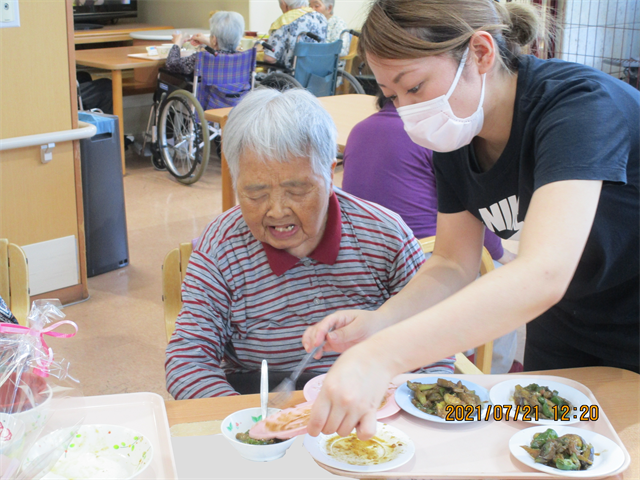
[73,0,137,24]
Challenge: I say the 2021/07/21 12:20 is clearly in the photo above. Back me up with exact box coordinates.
[443,404,600,422]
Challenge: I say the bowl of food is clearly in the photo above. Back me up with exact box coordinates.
[0,372,53,436]
[157,44,174,56]
[24,424,153,479]
[221,407,296,462]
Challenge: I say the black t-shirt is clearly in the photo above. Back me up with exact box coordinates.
[434,55,639,361]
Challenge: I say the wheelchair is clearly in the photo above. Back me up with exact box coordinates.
[256,31,364,97]
[143,46,258,185]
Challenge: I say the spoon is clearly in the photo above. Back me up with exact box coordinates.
[260,359,268,421]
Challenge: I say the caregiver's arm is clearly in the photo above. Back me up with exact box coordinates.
[307,179,603,439]
[303,209,487,354]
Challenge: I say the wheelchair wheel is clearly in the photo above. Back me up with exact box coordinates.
[259,72,303,91]
[158,90,210,185]
[337,70,366,95]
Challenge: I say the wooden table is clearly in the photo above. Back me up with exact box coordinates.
[204,94,377,212]
[75,46,167,174]
[74,23,173,45]
[165,367,639,479]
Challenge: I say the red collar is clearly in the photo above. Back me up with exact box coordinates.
[262,192,342,276]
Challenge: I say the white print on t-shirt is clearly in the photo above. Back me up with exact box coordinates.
[478,195,524,235]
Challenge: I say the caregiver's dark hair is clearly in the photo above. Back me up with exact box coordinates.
[358,0,550,73]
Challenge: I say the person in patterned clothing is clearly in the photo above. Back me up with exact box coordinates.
[164,11,244,76]
[309,0,350,60]
[165,88,455,399]
[264,0,327,69]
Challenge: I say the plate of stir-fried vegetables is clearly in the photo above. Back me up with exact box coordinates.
[490,378,593,425]
[395,377,490,423]
[509,426,625,477]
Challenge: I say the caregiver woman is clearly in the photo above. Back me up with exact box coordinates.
[302,0,639,439]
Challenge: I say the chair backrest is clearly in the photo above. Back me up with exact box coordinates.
[292,40,342,97]
[162,242,193,343]
[340,34,358,73]
[195,48,257,110]
[418,236,494,374]
[0,239,30,326]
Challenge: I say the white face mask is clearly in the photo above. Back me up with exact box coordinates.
[396,47,486,152]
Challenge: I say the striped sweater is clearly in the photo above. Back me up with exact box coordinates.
[166,189,455,399]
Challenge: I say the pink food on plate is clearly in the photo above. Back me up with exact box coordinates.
[249,401,313,440]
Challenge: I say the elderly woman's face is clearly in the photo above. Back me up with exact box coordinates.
[237,151,335,259]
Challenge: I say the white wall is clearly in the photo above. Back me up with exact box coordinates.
[248,0,371,33]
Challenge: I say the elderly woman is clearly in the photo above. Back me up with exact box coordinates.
[165,11,245,76]
[165,88,454,399]
[309,0,350,59]
[264,0,327,69]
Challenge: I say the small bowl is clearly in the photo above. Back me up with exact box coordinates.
[24,424,153,479]
[0,413,26,456]
[0,372,53,437]
[221,407,296,462]
[157,45,173,56]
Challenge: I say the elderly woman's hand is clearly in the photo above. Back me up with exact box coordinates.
[302,309,386,359]
[171,33,185,47]
[189,33,209,47]
[307,340,393,439]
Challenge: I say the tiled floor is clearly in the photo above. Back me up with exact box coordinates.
[48,150,524,400]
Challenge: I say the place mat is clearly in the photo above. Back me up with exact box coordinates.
[171,434,338,479]
[317,374,631,479]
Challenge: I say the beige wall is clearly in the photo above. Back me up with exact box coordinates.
[0,0,79,248]
[138,0,251,30]
[138,0,370,35]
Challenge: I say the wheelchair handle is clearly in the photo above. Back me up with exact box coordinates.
[304,32,322,42]
[340,29,360,38]
[259,41,275,52]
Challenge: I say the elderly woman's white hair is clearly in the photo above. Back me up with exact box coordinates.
[281,0,309,9]
[209,11,245,52]
[222,88,337,192]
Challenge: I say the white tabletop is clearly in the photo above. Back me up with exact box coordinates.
[130,28,209,41]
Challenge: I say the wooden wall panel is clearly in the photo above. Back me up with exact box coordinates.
[0,0,72,138]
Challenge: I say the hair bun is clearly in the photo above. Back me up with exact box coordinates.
[503,2,542,47]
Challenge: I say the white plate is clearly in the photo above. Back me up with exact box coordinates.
[303,422,414,473]
[394,376,491,424]
[25,424,153,480]
[303,374,401,420]
[509,426,626,478]
[489,378,593,425]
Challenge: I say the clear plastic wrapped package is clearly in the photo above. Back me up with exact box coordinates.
[0,300,83,479]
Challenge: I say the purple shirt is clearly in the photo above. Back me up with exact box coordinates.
[342,102,504,260]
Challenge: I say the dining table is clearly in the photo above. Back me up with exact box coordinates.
[166,366,639,479]
[75,46,168,174]
[204,94,378,212]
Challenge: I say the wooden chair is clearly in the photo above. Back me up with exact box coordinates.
[337,35,359,95]
[418,236,493,374]
[162,242,194,343]
[0,239,30,326]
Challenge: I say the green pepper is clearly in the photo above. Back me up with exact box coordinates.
[556,453,581,471]
[531,429,558,449]
[525,383,540,392]
[550,395,563,405]
[541,400,554,419]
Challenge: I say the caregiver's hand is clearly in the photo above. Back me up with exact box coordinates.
[307,341,393,439]
[302,309,385,360]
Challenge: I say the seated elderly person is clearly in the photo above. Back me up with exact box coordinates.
[165,11,245,76]
[264,0,327,70]
[165,88,455,399]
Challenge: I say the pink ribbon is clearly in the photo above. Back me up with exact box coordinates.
[0,321,78,377]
